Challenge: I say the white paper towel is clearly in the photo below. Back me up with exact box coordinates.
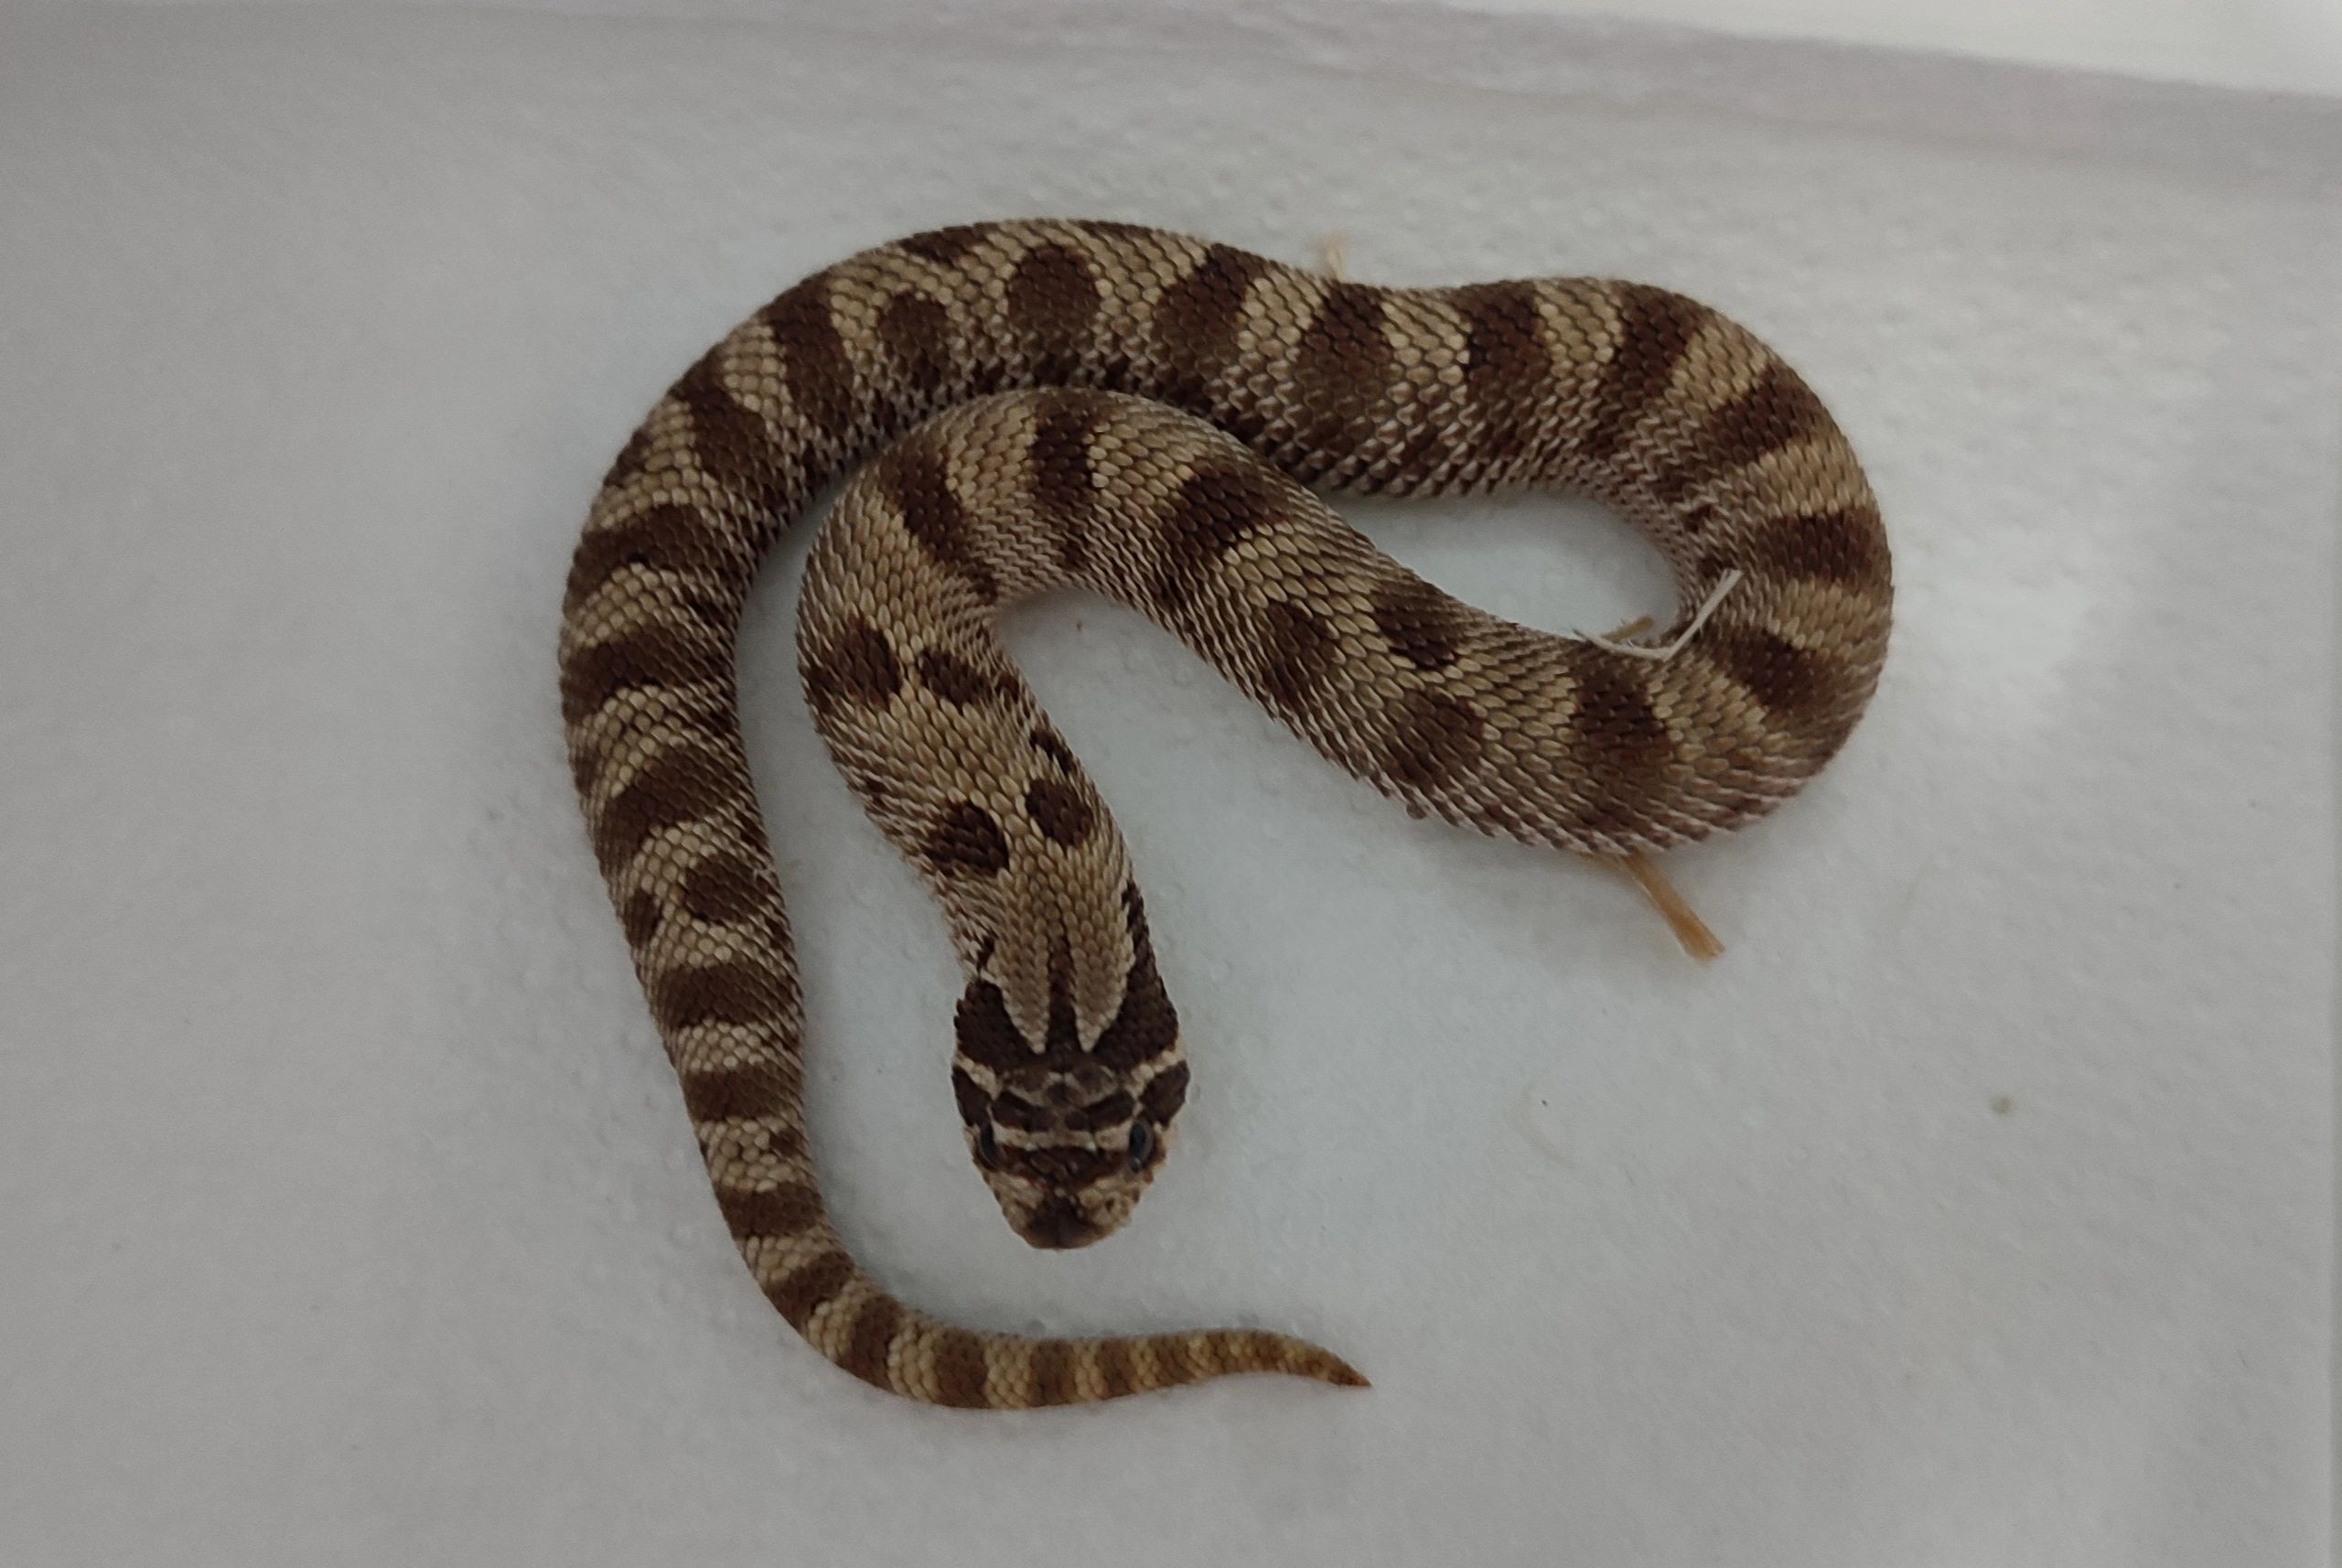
[1,3,2335,1563]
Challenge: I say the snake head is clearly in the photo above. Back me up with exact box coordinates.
[949,920,1188,1249]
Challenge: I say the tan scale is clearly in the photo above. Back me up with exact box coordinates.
[557,220,1891,1407]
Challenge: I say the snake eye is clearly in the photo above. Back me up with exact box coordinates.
[974,1123,1002,1169]
[1125,1121,1155,1170]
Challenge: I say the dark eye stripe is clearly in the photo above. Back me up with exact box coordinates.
[1062,1092,1135,1132]
[992,1097,1058,1132]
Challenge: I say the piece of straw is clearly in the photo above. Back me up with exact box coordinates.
[1613,852,1724,962]
[1585,570,1744,661]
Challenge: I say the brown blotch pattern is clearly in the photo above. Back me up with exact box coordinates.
[589,746,748,867]
[1580,283,1704,460]
[929,1330,993,1408]
[1146,1337,1191,1385]
[802,617,902,712]
[1705,625,1835,723]
[677,1058,793,1123]
[1027,394,1101,569]
[914,647,998,707]
[1093,1338,1139,1399]
[1154,245,1271,402]
[1569,660,1677,781]
[650,958,790,1033]
[1295,282,1393,395]
[1153,464,1282,610]
[672,351,782,513]
[1658,360,1831,500]
[1024,778,1096,847]
[1369,576,1469,671]
[718,1182,823,1241]
[620,889,662,947]
[760,279,860,448]
[923,801,1013,878]
[895,223,994,266]
[560,623,719,726]
[1253,597,1340,713]
[1028,725,1079,774]
[876,291,954,403]
[1456,281,1549,455]
[1380,689,1488,793]
[767,1249,853,1330]
[836,1296,902,1389]
[1028,1340,1079,1406]
[1734,504,1891,589]
[1292,282,1393,451]
[1006,244,1101,381]
[884,442,998,601]
[682,852,768,926]
[564,502,737,618]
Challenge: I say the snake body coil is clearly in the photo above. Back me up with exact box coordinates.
[558,220,1890,1407]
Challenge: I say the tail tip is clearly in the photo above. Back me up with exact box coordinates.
[1308,1350,1371,1389]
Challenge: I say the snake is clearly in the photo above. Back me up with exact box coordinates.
[556,219,1890,1409]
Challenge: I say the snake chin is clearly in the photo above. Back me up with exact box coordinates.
[971,1128,1170,1251]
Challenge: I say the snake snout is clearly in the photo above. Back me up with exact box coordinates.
[1019,1197,1103,1250]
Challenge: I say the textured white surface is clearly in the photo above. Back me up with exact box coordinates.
[1381,0,2342,94]
[1,2,2336,1563]
[52,0,2342,93]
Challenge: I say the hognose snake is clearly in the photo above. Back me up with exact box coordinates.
[557,220,1890,1407]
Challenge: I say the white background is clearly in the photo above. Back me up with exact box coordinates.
[1387,0,2342,93]
[38,0,2342,90]
[2,1,2336,1564]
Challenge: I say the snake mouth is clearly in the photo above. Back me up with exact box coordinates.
[1018,1195,1104,1250]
